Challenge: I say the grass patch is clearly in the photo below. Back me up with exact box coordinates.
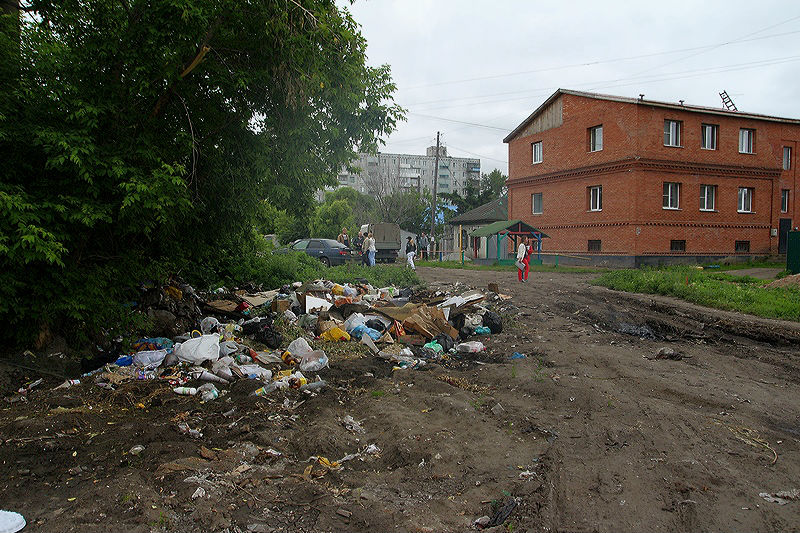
[371,389,386,398]
[593,266,800,321]
[415,260,608,273]
[324,263,421,288]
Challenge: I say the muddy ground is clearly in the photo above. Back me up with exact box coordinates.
[2,267,800,532]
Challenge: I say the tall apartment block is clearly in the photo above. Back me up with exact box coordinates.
[330,146,481,197]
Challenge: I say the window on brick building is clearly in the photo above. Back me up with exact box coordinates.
[663,182,680,209]
[735,240,750,253]
[699,184,716,211]
[588,240,601,252]
[670,240,686,252]
[738,187,754,213]
[782,189,790,213]
[531,192,543,214]
[532,141,542,164]
[664,120,682,147]
[784,146,792,170]
[739,128,755,154]
[701,124,718,150]
[589,125,603,152]
[588,185,602,211]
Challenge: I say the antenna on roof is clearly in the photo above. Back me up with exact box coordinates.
[719,90,738,112]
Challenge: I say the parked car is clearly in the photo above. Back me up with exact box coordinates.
[276,238,354,267]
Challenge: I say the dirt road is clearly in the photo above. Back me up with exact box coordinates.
[2,267,799,532]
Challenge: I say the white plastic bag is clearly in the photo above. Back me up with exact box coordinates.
[343,313,366,333]
[132,349,167,369]
[286,337,313,357]
[219,341,238,357]
[237,364,272,381]
[174,334,220,364]
[299,350,329,372]
[456,341,485,353]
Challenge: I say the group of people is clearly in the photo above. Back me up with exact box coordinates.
[336,228,434,270]
[337,228,376,266]
[516,236,536,282]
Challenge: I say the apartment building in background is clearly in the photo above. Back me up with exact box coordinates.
[323,146,481,199]
[504,89,800,265]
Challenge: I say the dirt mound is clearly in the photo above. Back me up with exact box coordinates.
[765,273,800,289]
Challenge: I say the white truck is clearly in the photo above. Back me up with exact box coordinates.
[360,223,403,263]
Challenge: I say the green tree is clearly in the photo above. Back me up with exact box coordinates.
[0,0,403,344]
[309,199,353,239]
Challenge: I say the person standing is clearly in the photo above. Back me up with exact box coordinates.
[516,238,528,283]
[418,232,429,260]
[405,236,417,270]
[337,228,350,248]
[522,236,533,282]
[363,232,376,266]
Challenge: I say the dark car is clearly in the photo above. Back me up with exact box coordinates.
[277,238,354,267]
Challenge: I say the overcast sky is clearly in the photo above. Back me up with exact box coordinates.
[341,0,800,175]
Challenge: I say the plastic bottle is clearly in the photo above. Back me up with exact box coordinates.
[198,383,219,401]
[173,387,198,395]
[299,379,326,392]
[53,379,80,390]
[235,353,253,364]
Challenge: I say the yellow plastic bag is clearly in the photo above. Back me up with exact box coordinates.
[331,284,344,296]
[321,327,350,342]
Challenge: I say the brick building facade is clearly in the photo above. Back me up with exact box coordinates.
[504,89,800,265]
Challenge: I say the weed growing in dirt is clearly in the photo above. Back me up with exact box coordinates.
[511,364,517,378]
[593,266,800,321]
[371,390,386,398]
[532,356,546,382]
[470,395,486,410]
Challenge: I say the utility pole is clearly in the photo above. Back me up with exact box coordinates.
[430,131,440,243]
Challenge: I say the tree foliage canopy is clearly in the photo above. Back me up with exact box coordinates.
[0,0,403,343]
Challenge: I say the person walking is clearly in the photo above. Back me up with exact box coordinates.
[516,238,528,282]
[418,232,429,260]
[363,232,376,266]
[522,236,533,282]
[337,228,350,248]
[405,236,417,270]
[353,231,366,265]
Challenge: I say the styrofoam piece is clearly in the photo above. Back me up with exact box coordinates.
[0,510,26,533]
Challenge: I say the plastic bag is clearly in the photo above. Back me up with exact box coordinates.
[287,337,313,357]
[237,364,273,381]
[132,349,167,369]
[350,325,381,341]
[200,317,221,335]
[219,341,239,357]
[423,341,443,354]
[343,286,358,298]
[433,334,455,352]
[174,335,220,364]
[482,311,503,334]
[474,326,492,335]
[456,341,485,353]
[365,318,386,332]
[299,350,329,372]
[321,327,350,342]
[343,313,366,333]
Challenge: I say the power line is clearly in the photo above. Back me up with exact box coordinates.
[409,113,512,131]
[402,28,800,91]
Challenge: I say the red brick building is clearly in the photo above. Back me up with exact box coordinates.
[504,89,800,265]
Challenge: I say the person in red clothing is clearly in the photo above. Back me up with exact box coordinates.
[522,236,533,282]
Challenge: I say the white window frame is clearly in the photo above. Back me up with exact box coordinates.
[739,128,755,154]
[532,141,543,164]
[664,120,682,147]
[589,185,602,211]
[699,184,716,211]
[531,192,543,214]
[663,182,680,209]
[784,146,792,170]
[701,124,718,150]
[781,189,789,213]
[738,187,754,213]
[589,125,603,152]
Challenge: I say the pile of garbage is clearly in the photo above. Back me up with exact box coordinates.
[49,279,507,402]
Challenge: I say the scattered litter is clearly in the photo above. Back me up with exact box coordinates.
[0,510,26,533]
[510,352,526,359]
[128,445,145,456]
[759,489,800,505]
[191,487,206,500]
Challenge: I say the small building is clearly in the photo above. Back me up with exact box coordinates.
[504,89,800,266]
[448,197,509,261]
